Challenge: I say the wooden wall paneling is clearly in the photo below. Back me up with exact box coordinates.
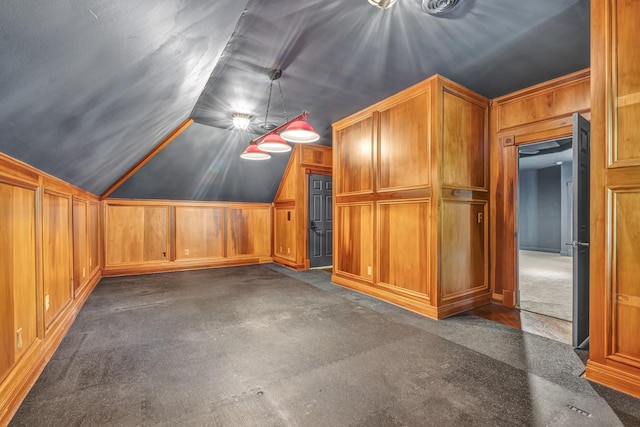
[143,207,169,262]
[105,205,145,265]
[300,145,332,169]
[226,206,271,258]
[88,202,101,277]
[442,90,487,189]
[175,206,225,261]
[610,190,640,365]
[274,147,299,202]
[0,183,14,381]
[72,199,88,292]
[378,90,430,191]
[42,190,72,330]
[274,207,295,261]
[377,200,430,298]
[334,113,374,195]
[440,200,488,302]
[335,203,373,281]
[11,185,38,364]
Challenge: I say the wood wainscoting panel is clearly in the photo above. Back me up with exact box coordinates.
[274,207,296,261]
[335,114,374,196]
[335,203,373,281]
[611,190,640,363]
[614,0,640,165]
[301,145,332,169]
[440,200,487,301]
[175,206,224,260]
[72,199,88,292]
[0,182,38,381]
[226,207,271,258]
[442,91,487,190]
[43,191,73,329]
[377,200,430,297]
[89,202,100,277]
[105,205,169,266]
[378,90,430,191]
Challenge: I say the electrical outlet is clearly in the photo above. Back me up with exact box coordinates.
[16,328,23,350]
[82,267,86,278]
[184,249,189,256]
[367,266,372,275]
[477,212,483,223]
[45,294,50,311]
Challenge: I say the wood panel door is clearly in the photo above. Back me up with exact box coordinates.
[440,201,488,302]
[43,191,72,329]
[0,181,37,380]
[377,200,430,298]
[335,114,374,196]
[378,91,430,192]
[335,203,373,281]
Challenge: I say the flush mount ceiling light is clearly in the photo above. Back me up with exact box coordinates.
[368,0,398,9]
[232,113,251,131]
[240,69,320,160]
[422,0,461,15]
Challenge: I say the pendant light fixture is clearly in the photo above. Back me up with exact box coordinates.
[240,142,271,160]
[239,69,320,160]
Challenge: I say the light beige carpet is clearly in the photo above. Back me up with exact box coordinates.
[519,250,572,322]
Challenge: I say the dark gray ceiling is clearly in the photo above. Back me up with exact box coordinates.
[0,0,590,201]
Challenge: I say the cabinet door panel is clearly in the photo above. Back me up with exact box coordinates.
[274,208,295,261]
[106,205,168,265]
[443,92,486,189]
[143,207,169,262]
[43,192,72,328]
[336,115,374,195]
[73,199,88,291]
[379,91,430,191]
[440,201,487,300]
[378,200,429,297]
[336,204,373,280]
[89,202,100,274]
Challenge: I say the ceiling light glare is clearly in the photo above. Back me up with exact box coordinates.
[368,0,398,10]
[232,113,251,131]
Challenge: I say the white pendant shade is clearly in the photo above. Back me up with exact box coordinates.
[240,144,271,160]
[280,120,320,143]
[259,134,291,153]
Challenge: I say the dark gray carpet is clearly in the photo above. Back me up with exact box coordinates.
[10,265,640,426]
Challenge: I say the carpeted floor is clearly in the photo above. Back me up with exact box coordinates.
[10,264,640,426]
[519,250,573,321]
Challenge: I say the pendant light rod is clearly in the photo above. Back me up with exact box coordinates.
[249,111,309,145]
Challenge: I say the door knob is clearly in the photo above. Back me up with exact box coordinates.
[564,241,589,247]
[310,221,317,230]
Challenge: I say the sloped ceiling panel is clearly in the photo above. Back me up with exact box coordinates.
[110,123,289,203]
[192,0,589,143]
[0,0,249,195]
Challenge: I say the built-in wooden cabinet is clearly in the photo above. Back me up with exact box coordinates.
[587,0,640,399]
[272,144,332,270]
[103,200,272,275]
[333,75,490,319]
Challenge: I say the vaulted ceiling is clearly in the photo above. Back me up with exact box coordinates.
[0,0,590,202]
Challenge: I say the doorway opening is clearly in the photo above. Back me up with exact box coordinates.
[308,174,332,269]
[516,137,573,343]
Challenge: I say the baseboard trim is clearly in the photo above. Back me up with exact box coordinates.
[585,360,640,399]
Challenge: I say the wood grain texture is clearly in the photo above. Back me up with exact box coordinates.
[586,0,640,398]
[72,199,88,292]
[335,203,373,281]
[440,201,487,301]
[226,207,271,257]
[378,90,430,191]
[301,145,332,169]
[442,91,487,189]
[274,146,299,202]
[175,206,225,260]
[334,114,374,195]
[42,191,72,329]
[377,200,429,297]
[274,207,296,261]
[611,190,640,363]
[89,202,100,277]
